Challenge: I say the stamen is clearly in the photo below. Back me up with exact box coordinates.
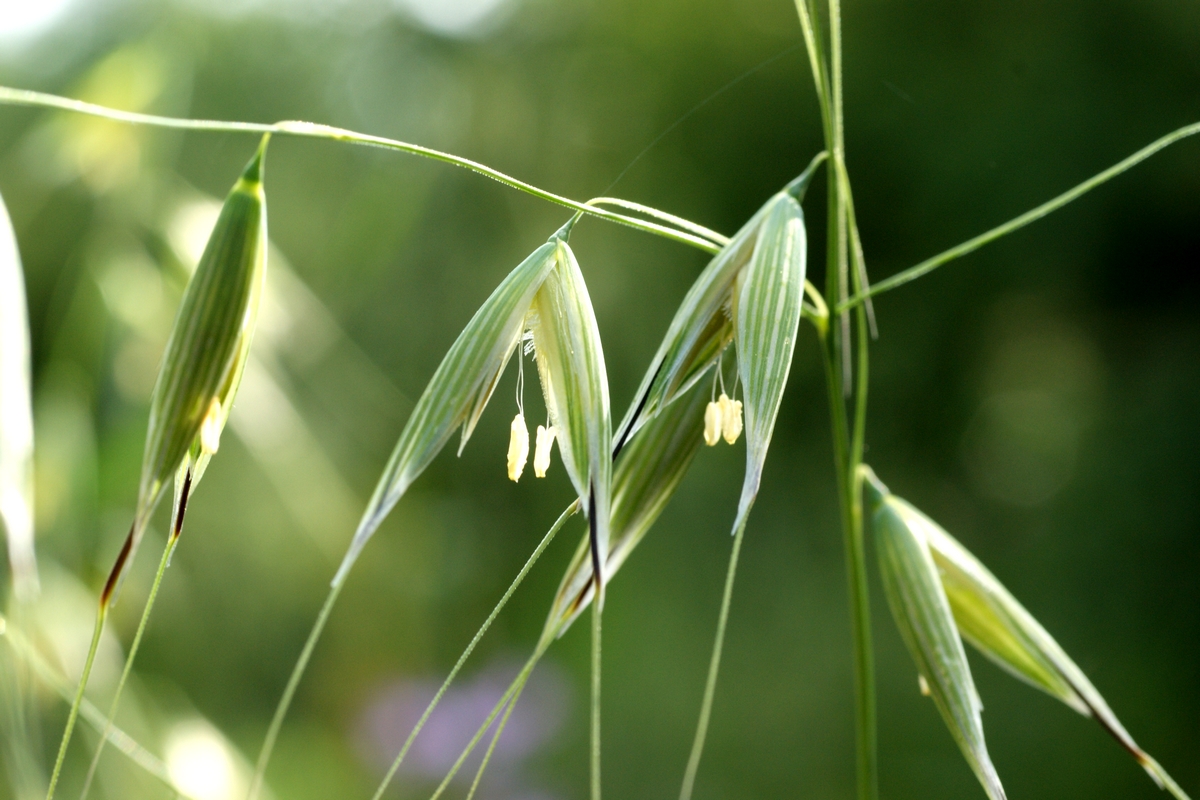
[719,393,743,444]
[703,401,722,446]
[534,424,557,477]
[508,413,529,481]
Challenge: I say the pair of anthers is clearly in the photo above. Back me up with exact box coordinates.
[704,354,743,447]
[507,336,557,482]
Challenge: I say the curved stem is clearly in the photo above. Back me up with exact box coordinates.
[584,197,730,246]
[0,87,721,255]
[679,516,747,800]
[838,120,1200,310]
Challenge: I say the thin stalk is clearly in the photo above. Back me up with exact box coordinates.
[818,0,880,793]
[45,606,106,800]
[79,531,182,800]
[426,641,550,800]
[793,0,832,132]
[838,120,1200,311]
[584,197,730,247]
[246,579,344,800]
[590,599,602,800]
[679,516,747,800]
[0,87,721,256]
[464,677,528,800]
[368,503,577,800]
[843,170,878,800]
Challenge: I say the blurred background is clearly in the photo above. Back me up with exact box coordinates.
[0,0,1197,798]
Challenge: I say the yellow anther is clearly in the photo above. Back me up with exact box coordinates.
[199,397,223,455]
[918,674,931,697]
[534,424,557,477]
[719,393,743,444]
[507,413,529,481]
[704,401,722,446]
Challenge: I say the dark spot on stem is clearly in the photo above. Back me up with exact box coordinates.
[100,523,136,610]
[588,487,603,596]
[172,467,194,542]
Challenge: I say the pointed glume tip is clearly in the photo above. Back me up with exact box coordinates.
[240,134,271,184]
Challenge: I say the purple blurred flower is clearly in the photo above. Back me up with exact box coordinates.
[355,656,570,798]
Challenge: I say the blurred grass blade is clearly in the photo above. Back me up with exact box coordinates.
[528,236,612,593]
[333,236,559,585]
[543,382,708,640]
[919,501,1193,800]
[0,191,37,601]
[863,470,1006,800]
[731,191,806,531]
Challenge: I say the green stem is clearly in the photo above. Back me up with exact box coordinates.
[427,641,549,800]
[246,579,344,800]
[679,516,748,800]
[465,677,528,800]
[591,599,603,800]
[844,179,878,800]
[44,606,107,800]
[0,86,721,256]
[838,120,1200,310]
[819,0,879,793]
[368,502,577,800]
[584,197,729,247]
[79,532,180,800]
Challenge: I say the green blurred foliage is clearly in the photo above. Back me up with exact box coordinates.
[0,0,1197,798]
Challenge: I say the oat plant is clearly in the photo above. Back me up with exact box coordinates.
[0,1,1197,798]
